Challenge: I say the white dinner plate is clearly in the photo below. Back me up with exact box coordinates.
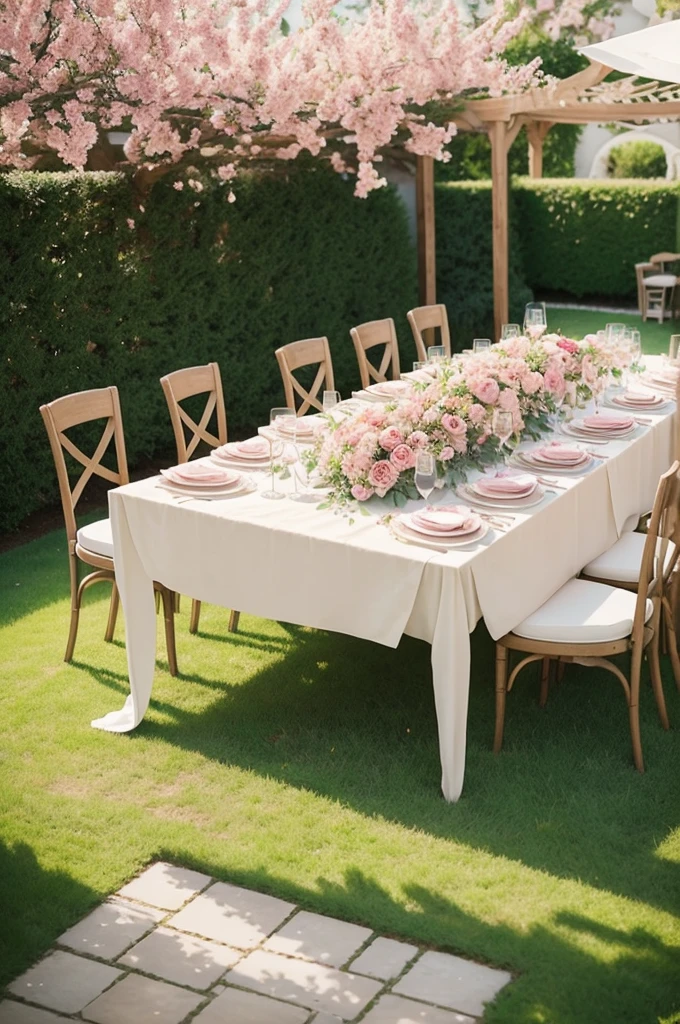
[457,482,547,510]
[391,516,488,549]
[157,475,256,500]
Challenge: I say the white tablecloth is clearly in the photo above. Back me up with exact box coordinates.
[96,391,675,802]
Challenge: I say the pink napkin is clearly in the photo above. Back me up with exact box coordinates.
[474,472,536,495]
[620,391,657,404]
[533,442,585,463]
[162,462,237,485]
[236,437,270,456]
[370,380,409,395]
[583,414,633,430]
[411,505,477,533]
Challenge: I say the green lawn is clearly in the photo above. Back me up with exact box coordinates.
[1,514,680,1022]
[546,308,674,356]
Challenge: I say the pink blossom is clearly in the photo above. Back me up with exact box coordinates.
[471,379,500,405]
[521,370,544,395]
[441,413,467,439]
[379,426,403,451]
[408,430,428,448]
[498,388,519,412]
[368,460,399,497]
[581,354,598,386]
[367,409,387,429]
[351,484,374,501]
[543,365,566,397]
[390,444,416,471]
[439,446,455,461]
[557,338,579,355]
[468,403,486,425]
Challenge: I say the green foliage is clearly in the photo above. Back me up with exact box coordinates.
[607,140,668,179]
[0,166,416,533]
[435,182,533,343]
[512,178,680,298]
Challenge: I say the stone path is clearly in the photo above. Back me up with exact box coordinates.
[1,863,512,1023]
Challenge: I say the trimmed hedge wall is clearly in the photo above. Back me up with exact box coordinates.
[435,181,533,340]
[512,178,680,298]
[0,167,416,533]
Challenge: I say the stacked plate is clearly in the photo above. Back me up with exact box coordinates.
[457,471,545,509]
[561,413,636,441]
[392,505,488,548]
[158,461,254,499]
[363,380,412,401]
[608,389,668,412]
[513,441,595,474]
[211,436,280,470]
[274,415,323,442]
[640,364,679,397]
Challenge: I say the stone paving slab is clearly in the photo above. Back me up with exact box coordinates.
[57,901,164,961]
[225,948,383,1020]
[167,881,295,949]
[0,1002,72,1024]
[393,951,511,1019]
[192,986,309,1024]
[264,910,372,968]
[116,862,212,911]
[7,953,122,1016]
[118,926,241,990]
[81,973,202,1024]
[348,937,418,981]
[361,994,476,1023]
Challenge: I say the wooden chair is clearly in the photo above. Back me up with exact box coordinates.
[635,252,679,322]
[350,318,400,390]
[160,363,239,635]
[40,386,178,674]
[407,305,452,363]
[493,462,679,771]
[275,337,335,415]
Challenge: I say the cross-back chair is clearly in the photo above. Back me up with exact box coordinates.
[160,363,239,635]
[40,386,178,674]
[635,251,679,322]
[275,337,335,415]
[493,461,680,772]
[407,305,452,363]
[350,318,400,390]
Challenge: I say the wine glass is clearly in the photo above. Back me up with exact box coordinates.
[261,407,294,500]
[289,417,317,502]
[606,322,625,345]
[322,390,340,413]
[670,335,680,362]
[427,345,446,364]
[523,303,546,340]
[501,324,521,341]
[473,338,492,354]
[414,452,436,501]
[492,409,514,464]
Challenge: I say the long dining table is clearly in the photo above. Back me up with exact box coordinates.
[94,364,676,802]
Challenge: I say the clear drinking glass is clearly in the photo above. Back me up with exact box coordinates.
[605,322,625,344]
[289,418,317,502]
[501,324,521,341]
[414,452,437,501]
[262,407,295,500]
[523,303,546,340]
[492,409,514,463]
[322,390,341,412]
[427,345,446,364]
[473,338,492,354]
[670,335,680,361]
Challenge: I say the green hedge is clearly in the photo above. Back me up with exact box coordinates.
[512,178,680,298]
[608,141,668,179]
[0,166,416,533]
[435,181,533,341]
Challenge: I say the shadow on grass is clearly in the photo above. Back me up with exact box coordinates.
[76,616,680,923]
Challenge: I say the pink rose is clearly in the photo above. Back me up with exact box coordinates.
[557,337,579,355]
[441,413,467,439]
[543,365,566,397]
[408,430,428,448]
[498,388,519,412]
[351,484,374,501]
[367,409,387,428]
[368,459,399,497]
[439,446,455,461]
[468,403,486,425]
[378,426,403,452]
[581,354,598,386]
[521,370,544,395]
[390,444,416,471]
[471,378,500,405]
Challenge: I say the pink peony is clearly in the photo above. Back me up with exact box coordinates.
[368,459,399,497]
[441,413,467,439]
[468,403,487,425]
[557,337,579,355]
[439,446,455,461]
[378,426,403,451]
[498,388,519,412]
[351,484,374,501]
[367,409,387,428]
[471,378,500,405]
[408,430,428,448]
[390,444,417,471]
[521,370,544,395]
[543,365,566,397]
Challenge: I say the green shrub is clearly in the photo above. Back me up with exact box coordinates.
[607,140,668,179]
[0,166,416,533]
[512,178,680,298]
[435,181,533,343]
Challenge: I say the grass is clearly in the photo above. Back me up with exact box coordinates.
[1,512,680,1024]
[545,308,674,355]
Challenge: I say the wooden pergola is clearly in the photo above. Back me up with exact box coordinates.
[415,61,680,339]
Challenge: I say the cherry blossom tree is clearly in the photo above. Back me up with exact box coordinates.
[0,0,607,198]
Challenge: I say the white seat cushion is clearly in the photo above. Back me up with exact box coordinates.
[644,274,677,288]
[582,531,674,585]
[76,518,114,559]
[512,578,652,644]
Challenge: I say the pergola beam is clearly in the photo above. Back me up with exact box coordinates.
[416,156,436,306]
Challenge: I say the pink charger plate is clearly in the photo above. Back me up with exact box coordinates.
[582,414,634,430]
[531,442,587,464]
[161,463,240,487]
[473,472,536,497]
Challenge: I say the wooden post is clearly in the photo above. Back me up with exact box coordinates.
[416,155,436,306]
[490,121,509,340]
[526,122,553,179]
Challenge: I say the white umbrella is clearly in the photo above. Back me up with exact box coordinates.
[581,20,680,85]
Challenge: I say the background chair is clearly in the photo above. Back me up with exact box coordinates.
[275,337,335,414]
[40,386,178,674]
[350,318,400,390]
[407,305,452,362]
[635,252,679,322]
[160,363,239,635]
[493,462,679,771]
